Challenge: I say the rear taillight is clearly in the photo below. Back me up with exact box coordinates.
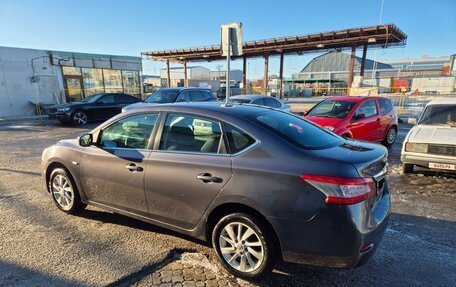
[301,174,375,205]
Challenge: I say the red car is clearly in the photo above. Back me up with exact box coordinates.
[304,96,398,146]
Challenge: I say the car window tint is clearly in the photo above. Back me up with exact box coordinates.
[159,114,221,154]
[225,124,256,154]
[378,98,393,116]
[252,98,265,105]
[246,110,344,149]
[203,91,215,101]
[98,94,115,104]
[100,114,158,149]
[264,98,281,108]
[177,91,191,102]
[307,100,356,119]
[356,100,378,118]
[189,91,205,101]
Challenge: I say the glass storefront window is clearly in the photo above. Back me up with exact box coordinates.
[82,68,104,97]
[122,70,141,97]
[103,69,123,93]
[62,66,81,76]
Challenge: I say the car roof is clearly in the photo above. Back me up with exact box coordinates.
[122,102,279,119]
[157,87,211,92]
[426,97,456,106]
[230,94,269,101]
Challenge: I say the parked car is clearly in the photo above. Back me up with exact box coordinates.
[41,103,390,278]
[123,87,216,112]
[229,94,291,112]
[304,96,398,146]
[401,97,456,173]
[49,93,142,125]
[216,86,242,101]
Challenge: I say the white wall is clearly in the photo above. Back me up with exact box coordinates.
[411,77,456,94]
[0,46,62,117]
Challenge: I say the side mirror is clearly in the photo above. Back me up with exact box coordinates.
[79,133,93,147]
[408,117,417,125]
[355,113,366,120]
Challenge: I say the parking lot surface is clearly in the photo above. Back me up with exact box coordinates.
[0,120,455,287]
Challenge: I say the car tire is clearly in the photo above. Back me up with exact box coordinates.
[402,163,414,174]
[383,127,397,146]
[212,213,277,279]
[49,168,86,214]
[72,111,88,126]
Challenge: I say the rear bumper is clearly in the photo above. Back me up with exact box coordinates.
[270,181,391,268]
[402,152,456,171]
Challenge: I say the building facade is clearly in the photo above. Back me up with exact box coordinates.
[0,46,142,118]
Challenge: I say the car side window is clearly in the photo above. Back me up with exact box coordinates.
[99,114,158,149]
[355,100,378,119]
[252,98,265,106]
[177,91,191,102]
[225,124,256,154]
[118,94,136,104]
[264,98,281,108]
[378,98,393,116]
[98,94,115,104]
[189,91,205,101]
[159,114,222,154]
[202,91,215,101]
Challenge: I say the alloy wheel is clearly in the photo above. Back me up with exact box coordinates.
[73,112,87,125]
[219,222,265,273]
[51,174,74,211]
[387,128,397,144]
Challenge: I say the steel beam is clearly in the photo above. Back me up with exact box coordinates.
[347,46,356,89]
[166,59,171,87]
[279,53,284,99]
[360,45,367,77]
[242,56,247,92]
[183,61,188,87]
[264,55,269,94]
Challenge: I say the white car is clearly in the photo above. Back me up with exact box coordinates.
[401,97,456,173]
[229,94,291,112]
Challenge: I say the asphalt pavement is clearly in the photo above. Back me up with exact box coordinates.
[0,120,455,287]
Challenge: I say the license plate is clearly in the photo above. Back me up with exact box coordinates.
[429,162,456,171]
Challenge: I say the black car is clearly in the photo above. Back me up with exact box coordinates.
[122,87,216,112]
[49,93,142,125]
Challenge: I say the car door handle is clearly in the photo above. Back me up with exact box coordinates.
[125,163,143,172]
[197,173,223,183]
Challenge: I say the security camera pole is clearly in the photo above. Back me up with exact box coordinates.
[221,23,243,104]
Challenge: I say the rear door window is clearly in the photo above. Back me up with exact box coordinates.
[159,114,222,154]
[189,91,205,101]
[252,98,265,106]
[263,98,281,108]
[246,110,344,149]
[98,94,115,104]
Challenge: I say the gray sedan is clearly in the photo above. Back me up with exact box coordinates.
[229,94,291,112]
[41,102,390,278]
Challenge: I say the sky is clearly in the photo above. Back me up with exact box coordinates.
[1,0,455,78]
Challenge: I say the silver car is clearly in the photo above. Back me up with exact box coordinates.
[229,94,291,112]
[42,102,390,278]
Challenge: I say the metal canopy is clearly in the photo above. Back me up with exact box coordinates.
[142,24,407,63]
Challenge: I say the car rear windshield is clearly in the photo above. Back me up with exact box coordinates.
[246,110,344,149]
[419,105,456,126]
[307,100,357,119]
[145,90,180,103]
